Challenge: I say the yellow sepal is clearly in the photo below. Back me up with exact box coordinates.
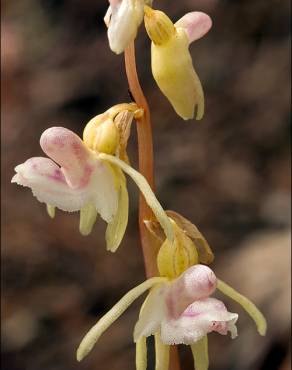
[105,168,129,252]
[79,203,98,236]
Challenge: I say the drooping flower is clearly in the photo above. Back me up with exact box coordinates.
[76,217,266,370]
[104,0,153,54]
[11,104,174,252]
[144,7,212,120]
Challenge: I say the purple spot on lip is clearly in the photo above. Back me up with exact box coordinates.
[47,168,66,183]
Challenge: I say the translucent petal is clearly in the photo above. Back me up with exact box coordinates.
[191,335,209,370]
[105,169,129,252]
[160,298,238,345]
[77,277,167,361]
[134,284,167,342]
[175,12,212,44]
[217,279,267,336]
[166,210,214,264]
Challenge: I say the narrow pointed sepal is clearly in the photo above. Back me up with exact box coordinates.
[217,279,267,336]
[136,336,147,370]
[191,335,209,370]
[46,204,55,219]
[155,333,170,370]
[79,203,98,236]
[105,170,129,252]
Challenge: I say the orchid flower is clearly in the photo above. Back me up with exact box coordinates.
[76,217,266,370]
[11,104,174,252]
[104,0,153,54]
[144,7,212,120]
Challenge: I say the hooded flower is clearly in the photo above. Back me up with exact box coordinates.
[12,126,123,247]
[76,219,266,369]
[144,7,212,120]
[104,0,153,54]
[11,104,174,252]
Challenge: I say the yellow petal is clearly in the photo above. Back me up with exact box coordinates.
[98,153,174,242]
[191,335,209,370]
[76,276,167,362]
[217,279,267,336]
[46,204,55,219]
[136,336,147,370]
[105,170,129,252]
[79,203,98,236]
[155,332,170,370]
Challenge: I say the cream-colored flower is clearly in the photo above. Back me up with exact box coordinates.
[76,217,266,370]
[12,104,174,252]
[144,7,212,120]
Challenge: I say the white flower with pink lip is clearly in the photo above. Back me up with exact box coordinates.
[76,263,265,368]
[11,125,175,252]
[134,264,238,345]
[12,127,118,218]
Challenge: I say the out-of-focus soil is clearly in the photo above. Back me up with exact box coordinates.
[2,0,291,369]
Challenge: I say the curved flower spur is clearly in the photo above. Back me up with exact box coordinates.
[76,213,267,370]
[11,103,174,252]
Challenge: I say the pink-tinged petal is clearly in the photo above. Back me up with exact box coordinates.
[165,265,217,319]
[40,127,96,189]
[12,156,119,222]
[175,12,212,44]
[12,157,91,211]
[161,298,238,345]
[133,284,168,342]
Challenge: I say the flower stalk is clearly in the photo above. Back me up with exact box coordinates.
[124,41,182,370]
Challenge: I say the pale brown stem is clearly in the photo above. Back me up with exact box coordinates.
[124,41,158,278]
[124,41,181,370]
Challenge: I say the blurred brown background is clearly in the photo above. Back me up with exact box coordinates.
[1,0,291,369]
